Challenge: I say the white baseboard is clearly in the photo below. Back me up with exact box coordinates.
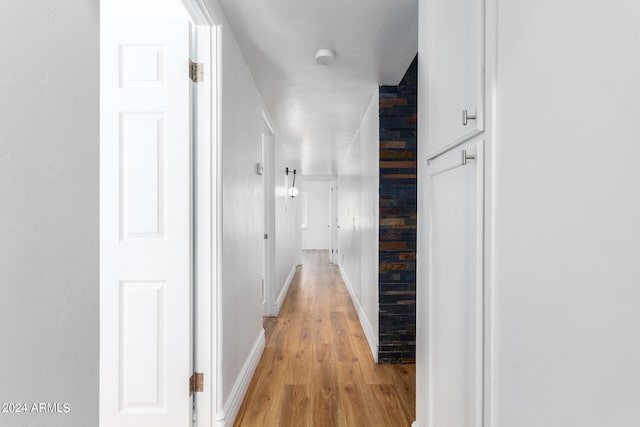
[273,265,296,316]
[215,329,265,427]
[338,264,379,363]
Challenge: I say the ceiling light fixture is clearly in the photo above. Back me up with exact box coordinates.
[314,48,336,66]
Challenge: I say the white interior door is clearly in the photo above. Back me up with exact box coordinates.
[301,180,332,251]
[426,141,484,427]
[100,1,192,426]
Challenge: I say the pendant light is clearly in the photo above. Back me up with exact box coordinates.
[286,168,299,198]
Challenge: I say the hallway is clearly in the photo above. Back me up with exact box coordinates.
[234,250,416,426]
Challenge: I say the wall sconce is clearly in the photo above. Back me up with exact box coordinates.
[286,167,299,198]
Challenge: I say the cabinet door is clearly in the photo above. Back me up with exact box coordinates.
[425,142,484,427]
[423,0,484,156]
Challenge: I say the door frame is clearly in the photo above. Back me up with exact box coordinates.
[261,111,276,316]
[330,181,339,264]
[181,1,220,426]
[299,175,336,257]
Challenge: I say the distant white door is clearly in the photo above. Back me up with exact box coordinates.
[100,1,192,426]
[330,183,339,263]
[426,142,484,427]
[301,181,332,250]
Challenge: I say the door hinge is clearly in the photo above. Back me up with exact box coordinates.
[189,60,204,83]
[190,372,204,394]
[264,233,268,239]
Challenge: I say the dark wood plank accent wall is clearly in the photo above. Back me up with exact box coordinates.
[378,56,418,364]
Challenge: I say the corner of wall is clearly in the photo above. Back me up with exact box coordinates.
[216,329,265,427]
[273,265,297,316]
[378,56,418,364]
[338,265,379,362]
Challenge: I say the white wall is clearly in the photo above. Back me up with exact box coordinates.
[339,133,362,297]
[337,88,380,359]
[0,1,99,426]
[493,1,640,425]
[214,11,266,415]
[301,180,332,250]
[272,137,300,314]
[202,0,300,421]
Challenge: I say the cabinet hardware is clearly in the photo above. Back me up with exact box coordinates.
[462,110,477,126]
[461,149,476,165]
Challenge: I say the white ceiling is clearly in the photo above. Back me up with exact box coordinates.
[217,0,418,175]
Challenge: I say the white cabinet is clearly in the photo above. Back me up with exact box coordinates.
[423,142,484,427]
[419,1,640,426]
[423,0,485,157]
[417,2,488,424]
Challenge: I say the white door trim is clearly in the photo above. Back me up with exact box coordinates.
[330,181,338,264]
[180,1,218,426]
[261,112,276,316]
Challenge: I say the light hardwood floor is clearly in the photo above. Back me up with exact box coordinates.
[233,250,416,427]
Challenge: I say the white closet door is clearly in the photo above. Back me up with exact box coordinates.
[424,0,484,155]
[426,142,484,427]
[100,1,191,426]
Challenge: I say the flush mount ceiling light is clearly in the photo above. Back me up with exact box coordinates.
[314,48,336,66]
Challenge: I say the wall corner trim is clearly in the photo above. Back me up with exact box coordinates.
[215,329,266,427]
[338,264,379,362]
[273,265,297,316]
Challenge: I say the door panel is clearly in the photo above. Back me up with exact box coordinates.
[426,0,484,155]
[100,2,191,426]
[301,181,332,250]
[427,142,483,427]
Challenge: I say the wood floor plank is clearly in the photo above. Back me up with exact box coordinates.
[310,361,339,427]
[336,363,367,427]
[330,312,358,362]
[279,384,311,427]
[233,250,415,427]
[390,364,416,420]
[313,343,336,364]
[234,347,287,423]
[354,345,395,385]
[369,384,413,427]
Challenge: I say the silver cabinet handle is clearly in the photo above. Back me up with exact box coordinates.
[461,149,476,165]
[462,110,477,126]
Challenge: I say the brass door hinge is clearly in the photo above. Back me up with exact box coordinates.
[189,60,204,82]
[190,372,204,394]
